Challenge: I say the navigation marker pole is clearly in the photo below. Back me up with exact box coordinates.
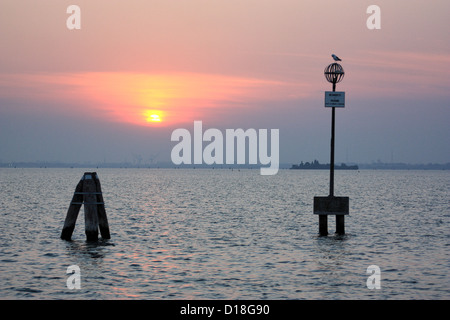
[313,59,349,236]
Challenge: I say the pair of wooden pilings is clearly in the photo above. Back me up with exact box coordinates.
[313,196,349,236]
[61,172,110,241]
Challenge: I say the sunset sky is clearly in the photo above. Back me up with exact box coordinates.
[0,0,449,165]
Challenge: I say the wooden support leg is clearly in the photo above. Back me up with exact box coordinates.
[319,215,328,236]
[60,179,84,240]
[94,174,110,239]
[83,173,99,241]
[336,215,345,235]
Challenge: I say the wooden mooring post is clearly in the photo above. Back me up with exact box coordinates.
[61,172,110,241]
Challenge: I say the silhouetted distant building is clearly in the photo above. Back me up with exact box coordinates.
[290,160,358,170]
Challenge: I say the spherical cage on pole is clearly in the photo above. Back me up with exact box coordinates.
[324,63,345,84]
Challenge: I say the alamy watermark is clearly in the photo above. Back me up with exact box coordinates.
[66,265,81,289]
[65,5,380,31]
[367,5,381,30]
[171,121,279,175]
[66,5,81,30]
[366,265,381,289]
[64,263,382,292]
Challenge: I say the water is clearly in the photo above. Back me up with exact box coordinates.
[0,168,449,299]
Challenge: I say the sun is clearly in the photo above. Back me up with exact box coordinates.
[149,114,161,122]
[143,110,164,123]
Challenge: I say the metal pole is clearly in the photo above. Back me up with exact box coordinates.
[329,82,336,197]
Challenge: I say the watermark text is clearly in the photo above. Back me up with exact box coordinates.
[171,121,279,175]
[366,265,381,289]
[66,265,81,289]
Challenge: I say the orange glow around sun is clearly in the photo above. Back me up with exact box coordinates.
[65,72,294,127]
[0,72,303,127]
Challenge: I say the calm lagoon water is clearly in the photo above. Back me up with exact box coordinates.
[0,168,449,299]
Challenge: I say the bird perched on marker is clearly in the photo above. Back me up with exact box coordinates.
[332,54,342,61]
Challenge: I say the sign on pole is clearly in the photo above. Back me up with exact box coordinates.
[325,91,345,108]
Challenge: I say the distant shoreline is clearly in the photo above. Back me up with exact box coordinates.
[0,161,449,170]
